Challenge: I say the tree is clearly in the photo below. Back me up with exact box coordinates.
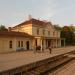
[61,25,75,45]
[0,25,7,31]
[69,25,75,45]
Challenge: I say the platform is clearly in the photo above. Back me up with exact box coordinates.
[0,46,75,73]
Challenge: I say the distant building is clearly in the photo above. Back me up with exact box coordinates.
[0,17,65,53]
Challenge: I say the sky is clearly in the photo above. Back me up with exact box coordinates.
[0,0,75,27]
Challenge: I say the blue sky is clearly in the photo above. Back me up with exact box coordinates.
[0,0,75,27]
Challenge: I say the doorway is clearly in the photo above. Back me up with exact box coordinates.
[26,41,29,50]
[48,40,51,47]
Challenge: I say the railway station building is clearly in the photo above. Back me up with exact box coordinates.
[0,17,65,53]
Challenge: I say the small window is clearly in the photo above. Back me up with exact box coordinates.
[18,41,20,47]
[9,41,12,48]
[37,28,39,35]
[53,31,55,36]
[43,30,45,35]
[21,41,23,47]
[48,31,50,35]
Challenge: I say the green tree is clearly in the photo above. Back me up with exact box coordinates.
[0,25,7,31]
[61,25,75,45]
[69,25,75,32]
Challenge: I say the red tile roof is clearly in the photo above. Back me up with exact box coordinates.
[0,31,34,38]
[13,18,52,28]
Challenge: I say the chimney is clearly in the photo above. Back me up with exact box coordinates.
[28,15,32,20]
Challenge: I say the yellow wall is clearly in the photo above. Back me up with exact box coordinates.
[32,24,60,38]
[16,37,33,50]
[0,36,34,53]
[12,24,32,35]
[12,23,60,38]
[0,37,16,53]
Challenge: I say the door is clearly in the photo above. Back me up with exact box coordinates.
[26,41,29,50]
[48,40,51,47]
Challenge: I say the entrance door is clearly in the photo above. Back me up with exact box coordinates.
[48,40,51,47]
[26,41,29,50]
[35,39,37,46]
[61,40,64,47]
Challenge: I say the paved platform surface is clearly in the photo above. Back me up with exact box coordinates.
[0,46,75,72]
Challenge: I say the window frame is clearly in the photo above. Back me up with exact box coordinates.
[21,41,23,47]
[37,28,39,35]
[9,41,12,49]
[43,29,45,35]
[18,41,20,47]
[48,31,50,35]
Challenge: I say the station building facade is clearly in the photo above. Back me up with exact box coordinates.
[11,18,65,50]
[0,18,65,53]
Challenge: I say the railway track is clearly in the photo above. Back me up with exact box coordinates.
[22,51,75,75]
[0,51,75,75]
[24,55,74,75]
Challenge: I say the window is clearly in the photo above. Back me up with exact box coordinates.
[21,41,23,47]
[53,31,55,36]
[35,39,37,46]
[9,41,12,48]
[37,28,39,35]
[48,31,50,35]
[18,41,20,47]
[43,30,45,35]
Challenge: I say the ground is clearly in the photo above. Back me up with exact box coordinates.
[0,46,75,72]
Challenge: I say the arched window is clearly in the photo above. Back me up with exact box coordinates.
[43,29,45,35]
[37,28,39,35]
[48,31,50,35]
